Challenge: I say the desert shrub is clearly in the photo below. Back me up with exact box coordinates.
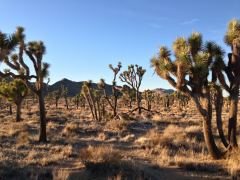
[79,145,122,165]
[136,125,187,151]
[62,123,79,137]
[16,132,30,148]
[105,119,128,132]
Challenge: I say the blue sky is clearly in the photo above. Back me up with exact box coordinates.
[0,0,239,90]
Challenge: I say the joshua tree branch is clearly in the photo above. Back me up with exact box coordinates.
[192,94,208,117]
[5,60,20,71]
[25,50,38,72]
[217,71,230,93]
[0,70,36,80]
[18,42,30,76]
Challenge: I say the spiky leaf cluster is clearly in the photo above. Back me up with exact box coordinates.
[152,32,226,94]
[224,19,240,46]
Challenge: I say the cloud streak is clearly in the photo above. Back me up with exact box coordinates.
[181,18,199,25]
[149,23,162,29]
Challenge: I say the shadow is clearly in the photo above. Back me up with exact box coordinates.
[2,160,230,180]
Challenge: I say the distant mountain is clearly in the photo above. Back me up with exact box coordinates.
[153,88,174,95]
[47,78,113,97]
[46,78,174,97]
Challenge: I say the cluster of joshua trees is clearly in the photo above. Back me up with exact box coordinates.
[0,19,239,160]
[151,19,240,159]
[0,27,49,142]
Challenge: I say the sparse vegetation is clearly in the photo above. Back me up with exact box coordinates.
[0,18,239,179]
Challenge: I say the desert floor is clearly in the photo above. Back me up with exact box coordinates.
[0,99,239,180]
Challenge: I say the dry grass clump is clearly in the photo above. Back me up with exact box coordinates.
[79,145,123,165]
[16,132,30,148]
[62,123,79,137]
[227,149,240,178]
[135,125,186,151]
[136,125,208,167]
[161,125,186,146]
[105,119,128,132]
[7,123,24,137]
[25,145,74,166]
[53,145,74,159]
[134,128,161,148]
[97,132,108,141]
[78,145,149,179]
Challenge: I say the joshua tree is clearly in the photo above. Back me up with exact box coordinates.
[159,94,173,108]
[0,27,50,142]
[0,79,28,122]
[220,19,240,147]
[120,64,146,114]
[73,94,85,109]
[51,88,63,108]
[173,91,190,109]
[73,94,80,109]
[98,62,122,117]
[143,89,154,111]
[62,85,69,109]
[81,81,105,121]
[151,32,227,159]
[121,85,136,108]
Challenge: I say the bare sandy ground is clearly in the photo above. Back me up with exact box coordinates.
[0,99,237,179]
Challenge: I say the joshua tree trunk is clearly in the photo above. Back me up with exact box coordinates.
[202,115,221,159]
[85,94,95,121]
[192,94,221,159]
[96,100,101,121]
[16,101,22,122]
[228,90,238,147]
[9,104,12,115]
[113,97,117,117]
[215,88,229,148]
[37,90,47,142]
[147,101,151,111]
[136,91,141,114]
[89,91,98,121]
[65,97,69,109]
[55,99,58,108]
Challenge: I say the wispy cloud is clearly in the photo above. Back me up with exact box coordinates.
[181,18,199,25]
[149,23,162,29]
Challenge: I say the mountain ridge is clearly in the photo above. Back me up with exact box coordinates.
[47,78,174,97]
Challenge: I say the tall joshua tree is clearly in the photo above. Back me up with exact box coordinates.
[0,27,50,142]
[0,79,28,122]
[221,19,240,147]
[151,32,227,159]
[108,62,122,116]
[120,65,146,114]
[98,63,122,117]
[81,81,105,121]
